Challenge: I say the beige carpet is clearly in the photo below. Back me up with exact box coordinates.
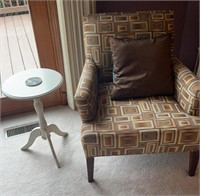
[0,106,199,196]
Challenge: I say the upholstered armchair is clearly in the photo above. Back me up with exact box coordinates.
[74,10,200,182]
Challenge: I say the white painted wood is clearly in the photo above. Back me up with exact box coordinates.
[0,6,28,14]
[2,68,63,100]
[16,0,19,6]
[0,0,28,14]
[2,0,5,7]
[21,127,42,150]
[47,124,68,137]
[3,68,68,168]
[34,98,60,168]
[33,98,47,139]
[46,134,61,168]
[56,0,96,110]
[56,0,74,110]
[21,98,64,168]
[21,100,62,168]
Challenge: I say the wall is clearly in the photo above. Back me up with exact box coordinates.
[96,1,199,71]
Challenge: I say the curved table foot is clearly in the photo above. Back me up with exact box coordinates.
[21,127,42,150]
[21,123,67,168]
[47,124,68,137]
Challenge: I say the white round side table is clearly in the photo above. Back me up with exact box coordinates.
[2,68,68,168]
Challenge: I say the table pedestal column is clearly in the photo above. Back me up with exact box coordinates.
[21,98,68,168]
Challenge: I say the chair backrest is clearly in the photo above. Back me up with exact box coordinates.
[83,10,174,83]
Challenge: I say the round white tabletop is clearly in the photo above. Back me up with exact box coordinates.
[2,68,63,100]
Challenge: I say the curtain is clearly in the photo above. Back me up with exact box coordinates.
[56,0,96,109]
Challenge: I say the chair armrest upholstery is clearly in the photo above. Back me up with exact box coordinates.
[74,58,98,123]
[172,57,200,116]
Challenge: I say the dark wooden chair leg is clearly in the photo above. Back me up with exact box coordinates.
[189,150,199,176]
[86,157,94,182]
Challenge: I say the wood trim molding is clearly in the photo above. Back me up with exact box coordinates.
[56,0,76,109]
[56,0,96,109]
[46,1,67,105]
[29,0,67,105]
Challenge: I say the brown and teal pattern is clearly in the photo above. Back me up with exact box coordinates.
[74,58,98,123]
[173,58,200,116]
[83,10,174,82]
[81,83,200,157]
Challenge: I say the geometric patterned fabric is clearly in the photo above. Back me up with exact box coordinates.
[83,10,174,82]
[81,83,200,157]
[74,58,98,123]
[75,10,200,158]
[173,58,200,116]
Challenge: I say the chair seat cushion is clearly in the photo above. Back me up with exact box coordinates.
[81,83,200,157]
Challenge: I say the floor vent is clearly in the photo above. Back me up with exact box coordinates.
[5,122,39,138]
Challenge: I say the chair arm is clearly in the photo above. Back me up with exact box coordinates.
[74,58,98,123]
[172,57,200,116]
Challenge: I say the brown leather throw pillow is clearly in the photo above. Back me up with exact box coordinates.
[109,35,174,100]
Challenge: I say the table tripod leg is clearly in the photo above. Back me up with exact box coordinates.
[47,124,68,137]
[46,134,60,168]
[21,128,41,150]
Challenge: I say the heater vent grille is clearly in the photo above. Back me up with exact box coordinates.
[5,122,39,138]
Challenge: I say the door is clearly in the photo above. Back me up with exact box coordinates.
[1,0,67,116]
